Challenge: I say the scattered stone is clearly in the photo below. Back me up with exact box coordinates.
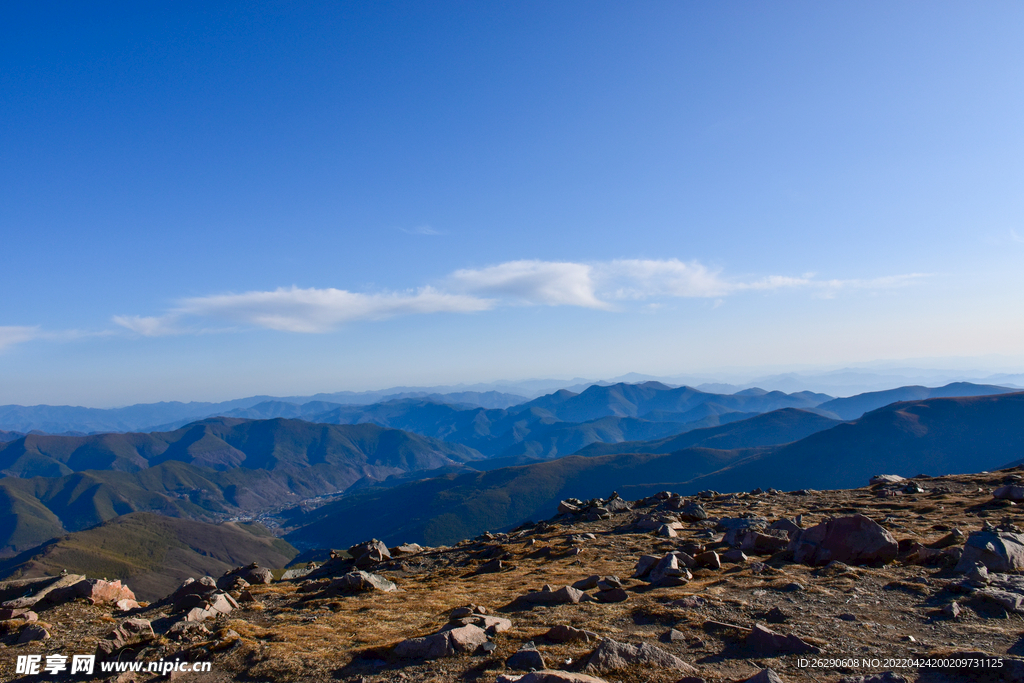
[649,553,692,587]
[764,607,790,623]
[746,623,821,655]
[657,524,678,538]
[519,585,588,605]
[545,624,597,643]
[694,551,720,570]
[475,558,504,574]
[115,598,140,611]
[743,670,786,683]
[0,608,37,621]
[670,596,707,609]
[328,571,397,594]
[16,624,50,643]
[584,638,697,673]
[942,602,962,619]
[677,503,708,521]
[632,555,660,579]
[393,623,488,659]
[507,645,546,671]
[837,673,907,683]
[500,672,610,683]
[167,621,212,640]
[390,543,424,556]
[96,618,154,659]
[44,577,137,607]
[789,514,898,566]
[994,485,1024,501]
[595,588,628,603]
[722,549,748,563]
[661,628,686,643]
[349,539,392,568]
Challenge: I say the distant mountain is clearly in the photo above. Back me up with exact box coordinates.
[284,447,758,549]
[0,391,528,434]
[687,392,1024,493]
[0,512,297,601]
[816,382,1017,420]
[508,382,830,423]
[577,408,841,456]
[0,417,482,479]
[285,392,1024,549]
[0,418,483,555]
[0,431,24,443]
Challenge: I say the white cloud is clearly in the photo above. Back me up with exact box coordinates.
[450,260,608,308]
[401,225,444,236]
[108,259,927,337]
[175,286,493,333]
[599,259,734,299]
[112,315,185,337]
[0,326,39,352]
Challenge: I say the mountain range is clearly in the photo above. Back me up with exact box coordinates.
[1,380,1021,593]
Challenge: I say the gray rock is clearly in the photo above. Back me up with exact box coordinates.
[721,548,748,563]
[394,623,488,659]
[584,638,697,673]
[16,624,50,643]
[632,555,660,579]
[746,623,820,655]
[789,515,898,566]
[837,673,907,683]
[349,539,392,568]
[595,588,628,603]
[870,475,905,485]
[743,670,786,683]
[520,585,587,605]
[546,624,597,643]
[503,672,611,683]
[694,551,720,570]
[507,646,546,671]
[328,571,397,594]
[956,530,1024,573]
[994,485,1024,501]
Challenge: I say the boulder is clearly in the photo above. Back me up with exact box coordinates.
[595,588,628,603]
[649,553,692,586]
[694,551,720,570]
[741,529,791,554]
[393,623,488,659]
[870,475,905,485]
[743,670,787,683]
[955,530,1024,573]
[632,555,660,579]
[328,571,397,594]
[349,539,391,568]
[0,608,37,621]
[45,578,136,607]
[545,624,597,643]
[789,515,898,566]
[519,585,587,605]
[507,646,546,671]
[677,503,708,521]
[721,549,748,563]
[584,638,697,673]
[390,543,423,556]
[449,614,512,634]
[994,485,1024,501]
[746,623,820,655]
[17,624,50,643]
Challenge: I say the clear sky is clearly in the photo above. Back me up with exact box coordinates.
[2,2,1023,406]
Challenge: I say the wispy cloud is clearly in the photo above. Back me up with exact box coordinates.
[172,285,493,334]
[0,326,40,352]
[105,258,926,337]
[450,260,609,309]
[1012,229,1024,244]
[400,224,445,236]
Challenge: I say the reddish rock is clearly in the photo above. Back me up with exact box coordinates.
[788,515,898,566]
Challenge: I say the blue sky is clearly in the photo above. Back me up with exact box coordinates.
[2,2,1023,406]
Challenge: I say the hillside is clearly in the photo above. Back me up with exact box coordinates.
[577,408,840,456]
[0,419,483,556]
[287,392,1024,550]
[686,391,1024,493]
[4,468,1022,683]
[815,381,1016,420]
[284,447,758,549]
[0,512,297,600]
[0,417,482,478]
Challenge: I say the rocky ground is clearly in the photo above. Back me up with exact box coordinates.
[5,468,1024,683]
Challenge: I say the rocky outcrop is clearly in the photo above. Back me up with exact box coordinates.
[955,530,1024,572]
[96,618,155,659]
[789,515,898,566]
[327,571,397,594]
[393,623,488,659]
[746,623,820,655]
